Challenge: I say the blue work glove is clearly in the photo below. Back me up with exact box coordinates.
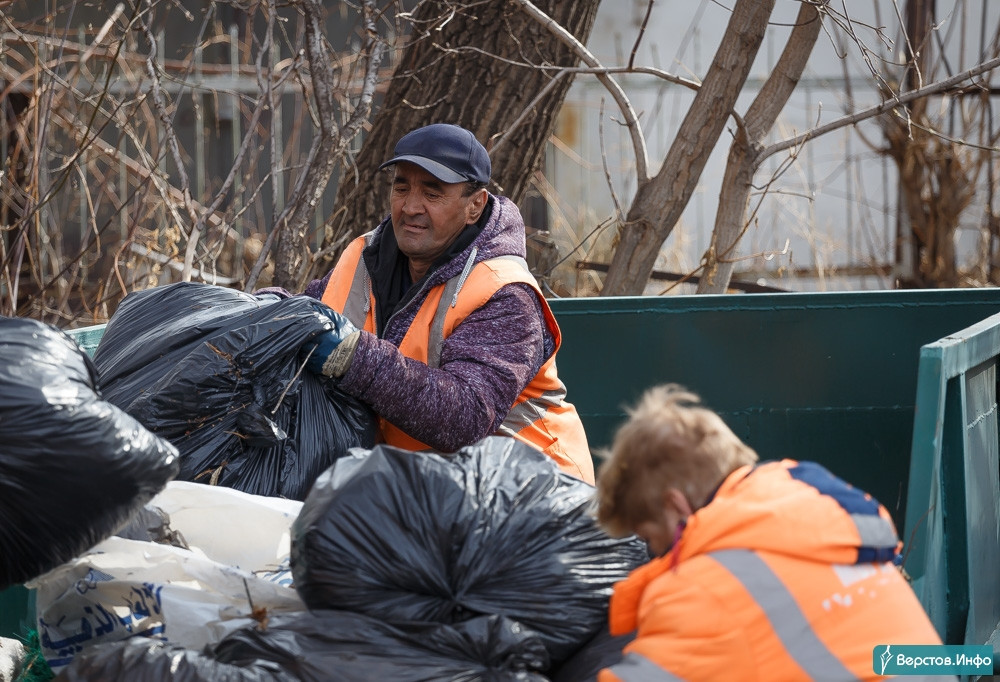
[301,301,361,378]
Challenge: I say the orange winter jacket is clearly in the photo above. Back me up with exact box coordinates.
[322,234,594,483]
[600,460,943,682]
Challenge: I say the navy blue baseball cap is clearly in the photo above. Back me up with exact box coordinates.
[378,123,491,184]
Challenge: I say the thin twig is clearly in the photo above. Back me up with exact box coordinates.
[272,345,314,415]
[628,0,655,70]
[140,1,199,226]
[598,100,625,223]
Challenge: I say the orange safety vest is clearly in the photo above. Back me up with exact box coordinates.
[600,462,945,681]
[322,234,595,484]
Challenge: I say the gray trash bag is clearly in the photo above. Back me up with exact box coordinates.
[291,436,649,668]
[0,317,179,591]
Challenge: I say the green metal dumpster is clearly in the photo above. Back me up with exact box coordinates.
[59,288,1000,526]
[2,287,999,646]
[65,323,106,357]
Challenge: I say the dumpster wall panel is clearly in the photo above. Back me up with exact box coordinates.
[963,358,999,647]
[0,586,32,645]
[67,324,105,357]
[902,312,1000,648]
[550,289,1000,530]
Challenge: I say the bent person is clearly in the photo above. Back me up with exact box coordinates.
[595,384,945,681]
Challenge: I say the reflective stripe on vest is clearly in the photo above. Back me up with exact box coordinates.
[338,233,375,329]
[426,246,493,368]
[607,652,685,682]
[496,386,568,437]
[851,513,898,551]
[709,549,855,681]
[425,252,531,368]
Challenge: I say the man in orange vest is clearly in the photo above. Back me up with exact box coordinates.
[259,123,594,483]
[595,384,946,681]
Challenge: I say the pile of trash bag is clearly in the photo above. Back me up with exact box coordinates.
[93,282,377,500]
[56,612,549,682]
[291,436,649,669]
[53,438,647,680]
[0,317,179,591]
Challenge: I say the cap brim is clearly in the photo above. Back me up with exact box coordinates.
[378,155,468,184]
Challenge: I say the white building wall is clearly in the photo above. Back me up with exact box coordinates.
[549,0,999,294]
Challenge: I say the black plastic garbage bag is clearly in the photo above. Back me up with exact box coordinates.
[56,611,549,682]
[93,282,377,500]
[53,637,296,682]
[0,317,179,591]
[217,611,549,681]
[291,437,649,667]
[549,625,635,682]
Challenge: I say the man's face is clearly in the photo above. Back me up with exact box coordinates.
[390,162,486,278]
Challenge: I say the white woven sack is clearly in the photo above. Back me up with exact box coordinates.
[27,481,306,672]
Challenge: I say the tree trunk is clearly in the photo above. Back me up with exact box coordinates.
[312,0,601,282]
[886,114,973,288]
[888,0,968,288]
[698,0,827,294]
[601,0,775,296]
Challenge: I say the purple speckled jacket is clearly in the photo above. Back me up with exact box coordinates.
[301,195,553,452]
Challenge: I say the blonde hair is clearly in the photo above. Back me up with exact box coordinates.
[596,384,759,537]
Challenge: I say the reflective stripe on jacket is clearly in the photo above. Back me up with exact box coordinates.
[600,460,944,681]
[322,234,595,483]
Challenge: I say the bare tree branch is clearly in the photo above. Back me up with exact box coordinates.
[698,0,829,294]
[601,0,777,296]
[759,55,1000,163]
[512,0,649,182]
[248,0,385,291]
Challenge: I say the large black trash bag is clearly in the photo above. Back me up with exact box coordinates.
[215,611,550,681]
[53,637,296,682]
[291,437,649,667]
[549,626,635,682]
[93,282,377,500]
[0,317,179,591]
[57,611,548,682]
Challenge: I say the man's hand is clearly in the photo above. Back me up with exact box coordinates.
[302,301,361,378]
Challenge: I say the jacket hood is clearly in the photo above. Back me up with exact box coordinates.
[474,195,527,258]
[677,460,901,567]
